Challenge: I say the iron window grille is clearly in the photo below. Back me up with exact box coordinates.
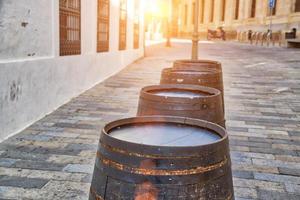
[59,0,81,56]
[119,0,127,50]
[97,0,110,52]
[133,0,140,49]
[295,0,300,12]
[250,0,256,18]
[235,0,239,20]
[210,0,215,22]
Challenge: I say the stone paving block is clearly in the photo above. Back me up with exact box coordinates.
[232,164,279,174]
[289,131,300,136]
[0,186,38,199]
[65,143,98,152]
[275,155,300,162]
[233,170,254,179]
[0,167,31,178]
[39,131,80,138]
[230,140,272,148]
[47,154,94,165]
[272,143,300,151]
[279,167,300,176]
[27,170,86,182]
[285,183,300,193]
[254,172,300,184]
[63,164,93,174]
[230,146,250,152]
[257,189,300,200]
[234,187,258,199]
[30,146,82,156]
[0,150,51,162]
[12,160,66,172]
[249,147,297,156]
[0,158,17,168]
[231,155,253,165]
[233,177,285,192]
[0,176,48,189]
[231,151,275,160]
[16,134,53,142]
[53,122,98,130]
[40,180,89,200]
[252,158,300,169]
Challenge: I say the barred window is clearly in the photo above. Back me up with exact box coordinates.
[221,0,226,21]
[184,4,188,26]
[270,0,277,16]
[97,0,110,52]
[295,0,300,12]
[59,0,81,56]
[133,0,140,49]
[192,2,195,25]
[235,0,239,20]
[200,0,204,23]
[210,0,214,22]
[250,0,256,18]
[119,0,127,50]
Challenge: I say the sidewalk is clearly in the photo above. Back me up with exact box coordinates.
[0,41,300,199]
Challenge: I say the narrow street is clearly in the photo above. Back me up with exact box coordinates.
[0,41,300,199]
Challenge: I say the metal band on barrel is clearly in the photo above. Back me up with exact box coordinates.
[97,151,228,176]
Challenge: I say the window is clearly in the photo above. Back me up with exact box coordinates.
[221,0,226,21]
[235,0,239,20]
[119,0,127,50]
[270,0,277,16]
[250,0,256,18]
[97,0,110,52]
[192,2,195,25]
[210,0,214,22]
[295,0,300,12]
[59,0,81,56]
[200,0,205,23]
[133,0,139,49]
[184,4,188,26]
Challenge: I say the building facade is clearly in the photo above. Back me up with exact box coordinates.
[0,0,144,140]
[173,0,300,38]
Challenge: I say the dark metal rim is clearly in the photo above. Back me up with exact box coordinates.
[161,68,223,78]
[140,84,221,102]
[173,60,222,72]
[173,59,221,66]
[101,116,228,154]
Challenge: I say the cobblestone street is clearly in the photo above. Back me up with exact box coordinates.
[0,41,300,199]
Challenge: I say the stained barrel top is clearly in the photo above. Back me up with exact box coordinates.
[108,122,221,147]
[149,89,210,98]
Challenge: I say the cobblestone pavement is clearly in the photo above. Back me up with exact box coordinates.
[0,41,300,199]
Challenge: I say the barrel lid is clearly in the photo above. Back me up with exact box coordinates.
[101,116,228,156]
[140,84,221,103]
[162,67,221,75]
[109,122,221,147]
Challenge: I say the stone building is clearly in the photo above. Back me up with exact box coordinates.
[0,0,144,140]
[172,0,300,38]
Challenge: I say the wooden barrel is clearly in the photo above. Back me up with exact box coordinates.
[160,68,225,112]
[137,84,225,127]
[160,68,224,95]
[173,59,222,72]
[89,116,234,200]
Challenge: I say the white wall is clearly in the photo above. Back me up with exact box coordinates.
[0,0,53,60]
[0,0,144,141]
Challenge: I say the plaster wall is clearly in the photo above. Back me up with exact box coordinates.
[0,0,144,141]
[0,0,53,60]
